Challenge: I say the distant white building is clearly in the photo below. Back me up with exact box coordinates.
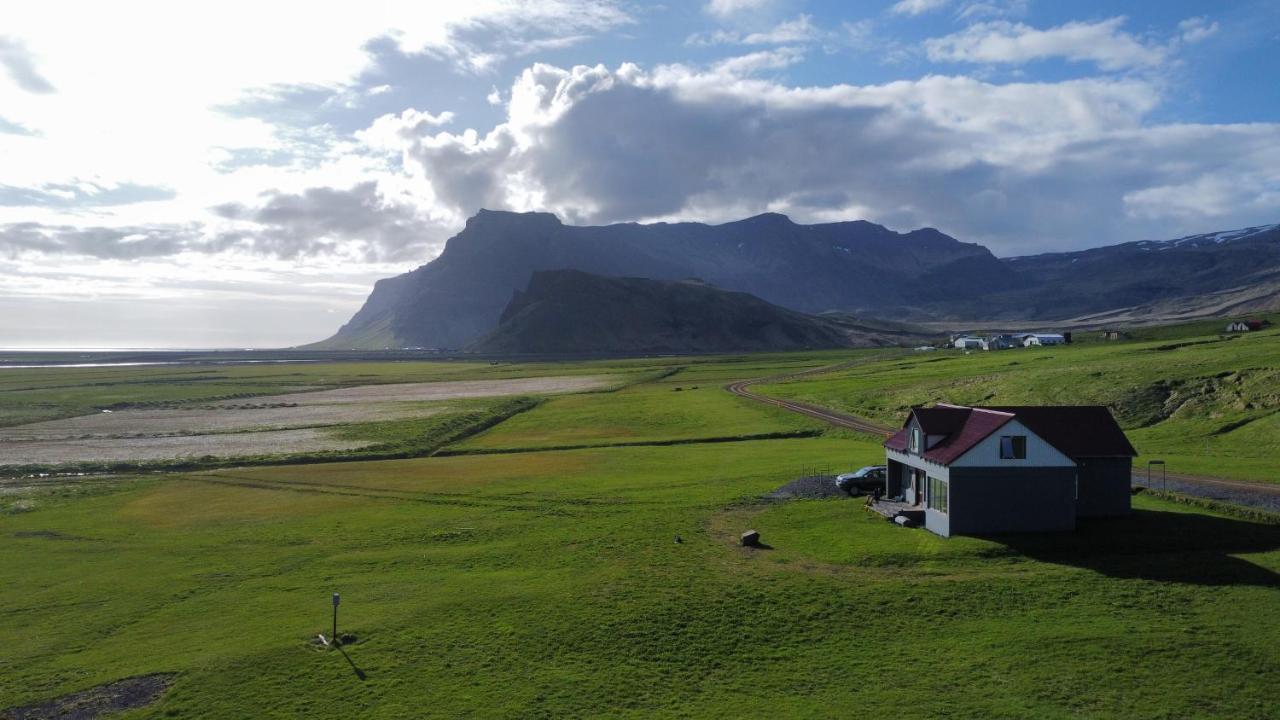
[953,336,985,350]
[1024,333,1066,347]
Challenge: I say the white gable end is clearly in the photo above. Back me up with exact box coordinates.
[949,418,1075,468]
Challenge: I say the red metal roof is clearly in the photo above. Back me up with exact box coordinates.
[980,405,1137,458]
[883,405,1015,465]
[883,403,1136,465]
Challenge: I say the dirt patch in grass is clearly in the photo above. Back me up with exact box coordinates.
[12,529,87,540]
[0,428,375,465]
[3,673,175,720]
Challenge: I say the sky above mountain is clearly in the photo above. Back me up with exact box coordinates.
[1,0,1277,347]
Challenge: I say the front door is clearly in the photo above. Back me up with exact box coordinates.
[907,468,924,505]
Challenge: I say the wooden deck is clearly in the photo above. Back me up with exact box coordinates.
[868,498,924,522]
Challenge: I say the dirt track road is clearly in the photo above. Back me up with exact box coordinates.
[725,362,893,438]
[728,362,1279,514]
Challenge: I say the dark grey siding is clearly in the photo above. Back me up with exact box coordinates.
[1075,457,1132,517]
[886,460,907,497]
[948,468,1076,535]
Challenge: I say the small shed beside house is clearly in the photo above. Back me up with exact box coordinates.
[882,404,1136,537]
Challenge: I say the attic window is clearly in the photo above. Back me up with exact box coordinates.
[999,435,1027,459]
[910,427,921,453]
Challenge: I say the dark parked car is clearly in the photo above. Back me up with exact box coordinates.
[835,465,886,494]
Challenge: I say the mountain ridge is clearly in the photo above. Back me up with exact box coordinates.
[312,210,1280,350]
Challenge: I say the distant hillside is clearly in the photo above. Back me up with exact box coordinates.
[468,271,924,355]
[988,223,1280,321]
[312,211,1280,349]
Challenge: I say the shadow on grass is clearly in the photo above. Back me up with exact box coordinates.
[992,509,1280,587]
[336,644,367,681]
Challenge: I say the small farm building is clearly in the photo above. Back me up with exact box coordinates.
[986,334,1022,350]
[883,404,1136,537]
[953,336,985,350]
[1023,333,1066,346]
[1226,320,1270,332]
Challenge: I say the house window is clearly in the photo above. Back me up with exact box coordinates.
[1000,435,1027,459]
[910,427,921,453]
[927,476,948,513]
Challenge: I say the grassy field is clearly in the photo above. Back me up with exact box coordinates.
[2,344,1279,717]
[757,325,1280,482]
[3,437,1278,718]
[453,382,821,452]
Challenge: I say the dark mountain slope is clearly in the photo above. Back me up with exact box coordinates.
[315,209,1004,349]
[468,270,922,354]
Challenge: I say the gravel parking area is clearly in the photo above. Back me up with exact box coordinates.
[1133,476,1280,515]
[765,475,854,500]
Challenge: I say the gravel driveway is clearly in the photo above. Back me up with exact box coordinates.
[765,475,856,500]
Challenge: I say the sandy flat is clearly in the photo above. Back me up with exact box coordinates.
[0,375,609,441]
[0,374,611,465]
[1,428,375,465]
[236,375,612,405]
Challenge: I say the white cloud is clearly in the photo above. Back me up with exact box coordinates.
[1178,17,1220,44]
[0,35,55,93]
[889,0,950,17]
[924,17,1167,71]
[710,48,806,76]
[687,15,818,47]
[705,0,776,19]
[956,1,1028,21]
[360,60,1280,255]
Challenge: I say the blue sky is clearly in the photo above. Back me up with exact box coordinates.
[0,0,1277,346]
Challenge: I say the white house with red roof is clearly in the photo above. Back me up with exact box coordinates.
[882,404,1136,537]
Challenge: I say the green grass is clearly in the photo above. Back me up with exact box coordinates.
[3,436,1278,718]
[2,343,1279,717]
[757,326,1280,482]
[454,381,822,452]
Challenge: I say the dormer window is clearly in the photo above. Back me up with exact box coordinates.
[910,426,922,453]
[1000,435,1027,459]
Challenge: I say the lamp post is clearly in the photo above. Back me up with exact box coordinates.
[1147,460,1166,493]
[332,593,340,645]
